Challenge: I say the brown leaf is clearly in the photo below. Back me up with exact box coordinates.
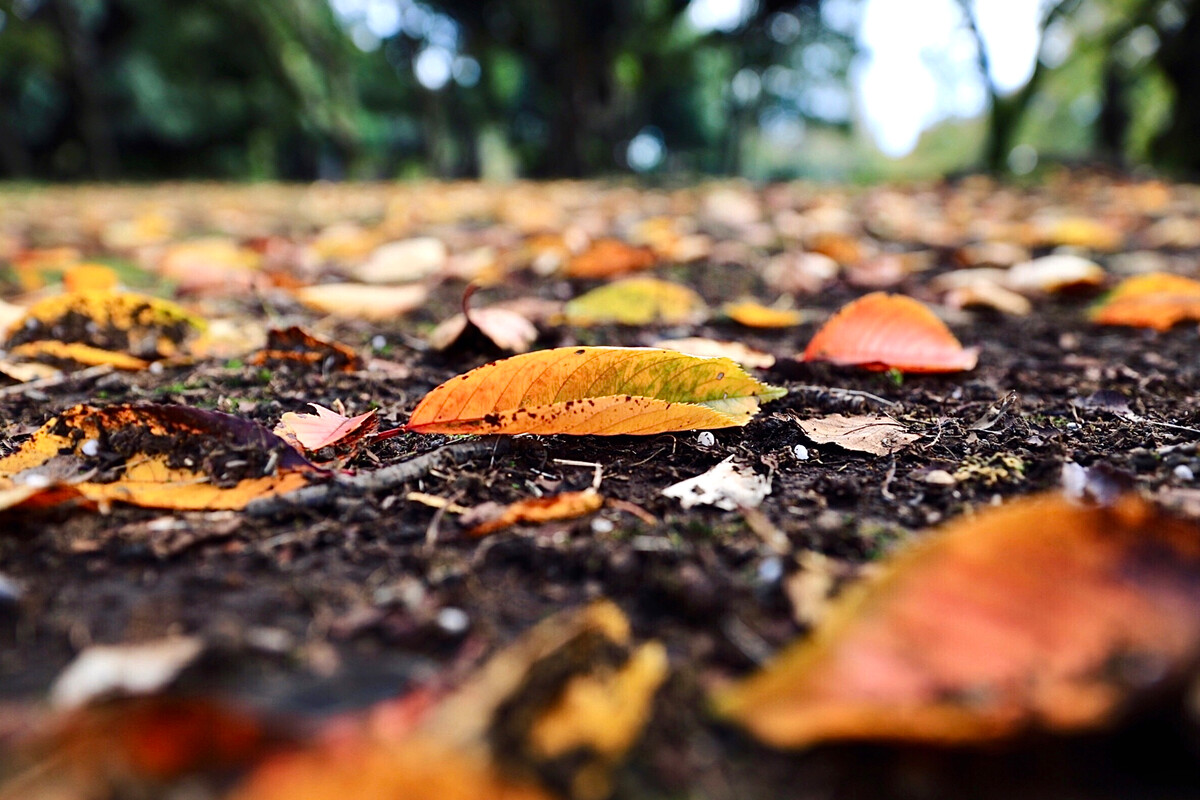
[713,493,1200,747]
[564,239,656,279]
[248,326,362,373]
[797,414,920,456]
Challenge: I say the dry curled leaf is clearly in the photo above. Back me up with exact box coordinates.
[274,403,378,457]
[564,239,656,279]
[563,278,707,327]
[463,489,604,537]
[406,347,785,435]
[294,282,428,321]
[429,308,539,354]
[1089,272,1200,330]
[713,493,1200,748]
[802,292,978,373]
[797,414,920,456]
[249,326,362,372]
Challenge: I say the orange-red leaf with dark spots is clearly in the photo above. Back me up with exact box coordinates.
[802,292,977,373]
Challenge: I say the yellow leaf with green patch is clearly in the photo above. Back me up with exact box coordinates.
[563,278,707,326]
[406,346,785,435]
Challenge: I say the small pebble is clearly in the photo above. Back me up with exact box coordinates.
[923,469,957,486]
[591,517,615,534]
[371,335,387,351]
[0,574,22,605]
[436,607,470,635]
[80,439,100,457]
[1173,464,1194,481]
[757,556,784,584]
[149,361,164,375]
[792,444,809,460]
[697,431,716,447]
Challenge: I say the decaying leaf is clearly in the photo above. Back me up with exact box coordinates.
[802,292,978,373]
[563,278,707,326]
[713,493,1200,748]
[722,300,803,328]
[429,308,539,354]
[0,403,315,511]
[233,600,666,800]
[797,414,920,456]
[463,489,605,537]
[662,456,771,510]
[4,290,203,360]
[564,239,656,279]
[406,347,786,435]
[274,403,378,457]
[1089,272,1200,330]
[294,282,428,321]
[651,337,775,369]
[248,326,362,372]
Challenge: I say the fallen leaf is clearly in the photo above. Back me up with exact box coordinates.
[62,263,119,292]
[463,489,604,537]
[429,308,539,354]
[50,637,205,709]
[406,347,785,435]
[0,404,315,511]
[1089,272,1200,330]
[942,282,1033,316]
[274,404,378,457]
[233,600,666,800]
[156,237,261,294]
[4,290,204,359]
[564,239,656,278]
[1005,254,1106,294]
[662,456,771,510]
[9,340,150,371]
[294,282,428,321]
[651,337,775,369]
[563,278,707,326]
[248,326,362,372]
[797,414,920,456]
[802,292,978,373]
[762,251,840,295]
[352,237,448,284]
[712,493,1200,747]
[722,300,803,328]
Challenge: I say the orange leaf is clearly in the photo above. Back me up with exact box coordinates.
[802,292,977,373]
[406,347,785,436]
[464,489,604,537]
[1089,272,1200,330]
[564,239,656,278]
[722,300,803,328]
[9,341,149,371]
[274,404,378,455]
[63,263,119,292]
[249,326,363,372]
[713,493,1200,748]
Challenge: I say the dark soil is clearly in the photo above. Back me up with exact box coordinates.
[4,221,1200,799]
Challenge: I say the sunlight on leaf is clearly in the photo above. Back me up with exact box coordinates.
[563,278,707,327]
[406,347,785,435]
[1089,272,1200,330]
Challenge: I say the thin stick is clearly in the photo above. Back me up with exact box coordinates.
[790,384,900,409]
[246,438,500,517]
[0,364,114,397]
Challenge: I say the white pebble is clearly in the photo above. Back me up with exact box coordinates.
[80,439,100,457]
[436,607,470,635]
[1173,464,1194,481]
[757,556,784,584]
[697,431,716,447]
[792,444,809,460]
[371,335,387,351]
[149,361,164,374]
[591,517,615,534]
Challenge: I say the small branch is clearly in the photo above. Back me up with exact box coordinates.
[790,384,900,409]
[246,438,502,517]
[0,365,114,398]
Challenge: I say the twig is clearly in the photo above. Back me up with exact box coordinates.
[0,364,114,397]
[246,438,501,517]
[790,384,900,409]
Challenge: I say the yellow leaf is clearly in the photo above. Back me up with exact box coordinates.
[9,340,150,371]
[1089,272,1200,330]
[563,278,707,326]
[722,300,803,328]
[406,346,785,435]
